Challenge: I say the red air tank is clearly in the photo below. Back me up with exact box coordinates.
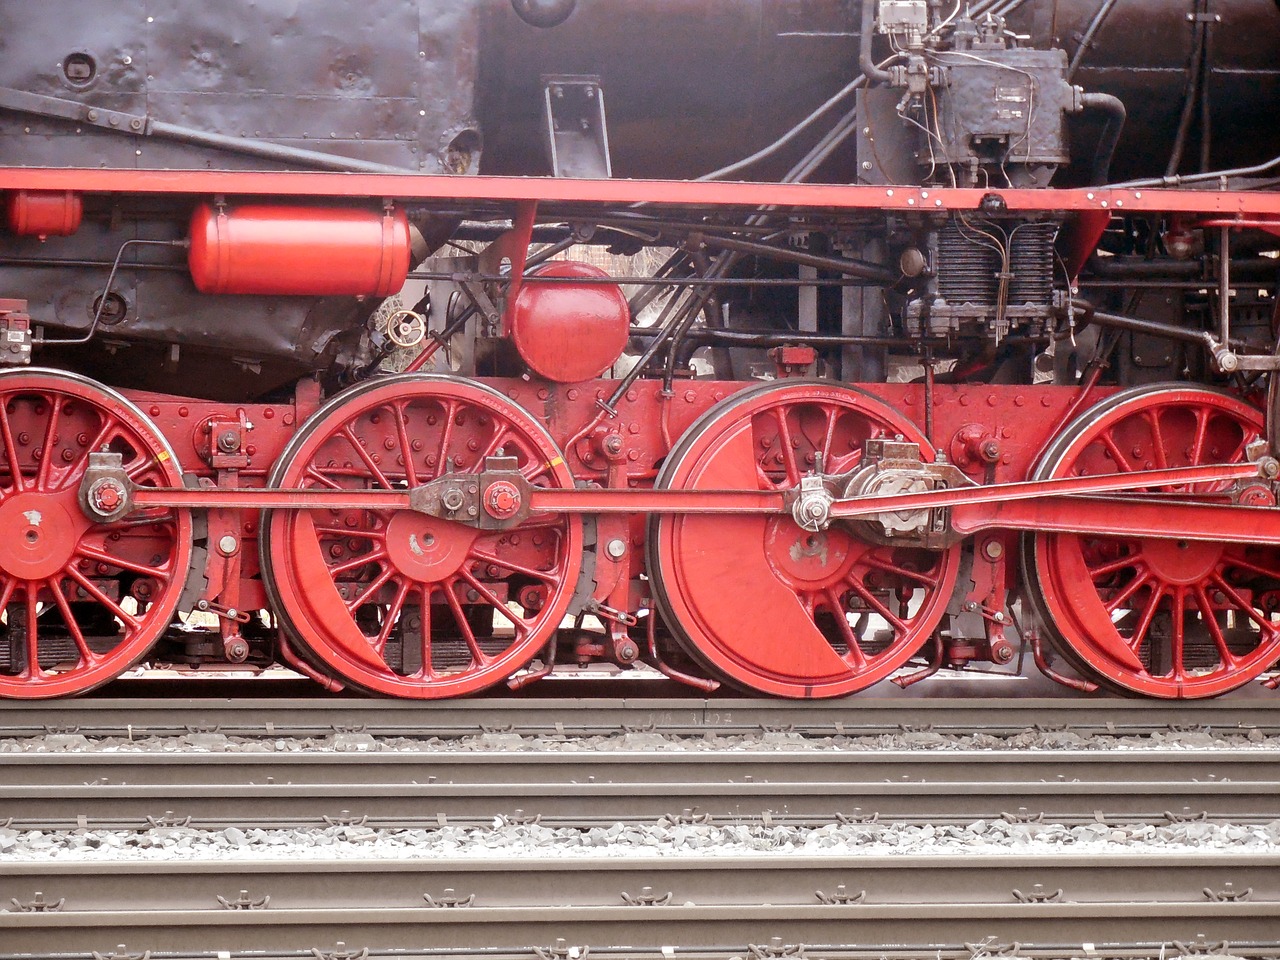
[188,203,411,296]
[509,261,630,383]
[6,190,82,238]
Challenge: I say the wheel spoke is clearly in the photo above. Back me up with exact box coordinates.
[443,577,491,667]
[414,585,436,679]
[771,407,802,486]
[347,564,395,612]
[1100,431,1136,473]
[340,424,393,490]
[1143,409,1168,470]
[390,403,419,488]
[845,574,908,634]
[21,586,43,680]
[458,567,531,636]
[62,566,141,630]
[304,465,346,490]
[435,399,459,476]
[1087,550,1143,580]
[47,577,98,667]
[1169,586,1186,680]
[52,417,119,492]
[1193,585,1238,670]
[373,579,411,656]
[1210,572,1277,636]
[1222,553,1280,581]
[1126,583,1165,655]
[819,406,838,472]
[1190,407,1210,466]
[35,395,62,490]
[76,543,173,581]
[1104,569,1152,613]
[860,552,942,588]
[467,547,560,584]
[824,588,868,669]
[0,399,26,493]
[328,548,389,577]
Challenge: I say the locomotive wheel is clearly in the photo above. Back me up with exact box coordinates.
[648,380,961,698]
[0,369,191,698]
[261,375,583,698]
[1026,385,1280,698]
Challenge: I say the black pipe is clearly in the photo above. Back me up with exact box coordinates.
[859,1,894,86]
[1083,256,1278,282]
[691,233,897,285]
[1078,92,1126,185]
[1085,307,1258,352]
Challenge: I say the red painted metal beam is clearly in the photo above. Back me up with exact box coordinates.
[2,167,1279,215]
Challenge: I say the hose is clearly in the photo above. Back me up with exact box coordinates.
[1078,92,1127,185]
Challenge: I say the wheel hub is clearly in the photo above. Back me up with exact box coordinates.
[764,518,859,590]
[0,492,83,581]
[384,512,478,581]
[1140,538,1224,586]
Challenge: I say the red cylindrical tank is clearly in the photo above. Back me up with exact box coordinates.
[188,203,411,296]
[6,190,82,237]
[510,261,629,383]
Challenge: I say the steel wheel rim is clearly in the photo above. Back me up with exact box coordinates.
[262,375,582,699]
[1028,385,1280,698]
[0,369,191,698]
[648,380,960,699]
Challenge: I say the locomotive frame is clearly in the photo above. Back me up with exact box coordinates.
[1,1,1279,702]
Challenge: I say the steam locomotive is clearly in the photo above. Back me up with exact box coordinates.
[0,0,1278,700]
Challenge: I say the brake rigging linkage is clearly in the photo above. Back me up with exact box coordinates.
[79,443,1279,547]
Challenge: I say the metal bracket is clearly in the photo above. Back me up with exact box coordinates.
[217,889,270,910]
[620,886,672,906]
[423,888,476,908]
[535,941,590,960]
[310,945,369,960]
[542,76,612,179]
[815,884,866,905]
[1012,885,1063,903]
[10,892,65,913]
[0,302,33,366]
[1203,884,1252,902]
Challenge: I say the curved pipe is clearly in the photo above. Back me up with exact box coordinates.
[510,0,576,28]
[1079,91,1126,185]
[860,0,894,86]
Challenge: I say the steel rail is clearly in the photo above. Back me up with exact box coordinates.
[3,750,1280,826]
[3,876,1280,952]
[6,749,1280,789]
[3,695,1280,739]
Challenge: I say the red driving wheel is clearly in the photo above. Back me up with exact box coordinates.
[1027,385,1280,698]
[0,369,191,698]
[261,375,582,698]
[648,380,960,698]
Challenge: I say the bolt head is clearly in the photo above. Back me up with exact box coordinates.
[605,538,627,560]
[217,534,239,556]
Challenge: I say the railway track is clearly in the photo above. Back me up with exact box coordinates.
[2,688,1280,738]
[5,695,1280,955]
[2,748,1280,826]
[4,853,1280,953]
